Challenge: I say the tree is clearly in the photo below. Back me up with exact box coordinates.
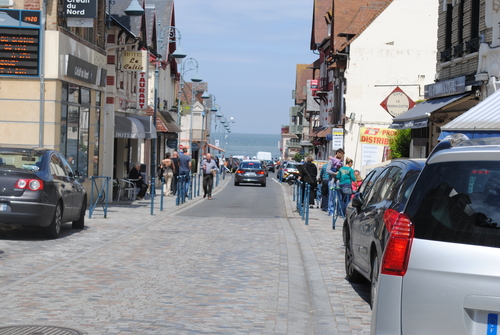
[293,152,303,162]
[388,129,411,159]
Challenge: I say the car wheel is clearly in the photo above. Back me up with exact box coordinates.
[287,179,295,186]
[234,181,239,186]
[345,227,364,283]
[43,202,62,239]
[72,198,86,229]
[262,182,266,187]
[370,254,379,308]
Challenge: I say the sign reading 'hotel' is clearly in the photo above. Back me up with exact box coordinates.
[121,51,147,72]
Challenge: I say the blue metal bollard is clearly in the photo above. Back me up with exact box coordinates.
[160,178,164,211]
[304,184,310,224]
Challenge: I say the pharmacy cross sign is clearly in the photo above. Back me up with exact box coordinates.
[380,86,416,118]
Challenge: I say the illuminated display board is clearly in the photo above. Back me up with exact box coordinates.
[0,9,41,77]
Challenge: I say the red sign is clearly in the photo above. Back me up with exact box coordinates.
[137,71,148,110]
[380,86,416,117]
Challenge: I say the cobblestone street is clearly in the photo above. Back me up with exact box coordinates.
[0,177,371,334]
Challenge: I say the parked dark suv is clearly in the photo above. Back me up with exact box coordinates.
[343,158,425,306]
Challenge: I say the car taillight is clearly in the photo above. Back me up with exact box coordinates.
[236,169,244,174]
[256,171,265,175]
[383,208,400,232]
[381,212,413,277]
[14,179,44,191]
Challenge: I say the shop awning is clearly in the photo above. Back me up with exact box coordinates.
[312,126,331,137]
[389,93,470,130]
[115,115,146,139]
[129,115,157,139]
[206,143,225,152]
[159,111,181,133]
[439,89,500,140]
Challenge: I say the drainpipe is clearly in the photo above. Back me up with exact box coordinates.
[39,0,47,147]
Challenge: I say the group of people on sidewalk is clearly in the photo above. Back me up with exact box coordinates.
[157,149,219,200]
[299,148,363,217]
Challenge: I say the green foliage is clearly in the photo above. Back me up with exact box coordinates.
[293,152,303,162]
[388,129,411,159]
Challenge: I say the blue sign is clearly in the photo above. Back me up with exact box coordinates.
[166,139,177,148]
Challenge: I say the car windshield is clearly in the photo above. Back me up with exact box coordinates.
[240,162,261,169]
[0,150,44,171]
[407,161,500,248]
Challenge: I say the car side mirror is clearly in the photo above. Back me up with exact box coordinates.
[351,195,364,209]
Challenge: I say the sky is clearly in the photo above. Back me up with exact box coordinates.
[173,0,318,135]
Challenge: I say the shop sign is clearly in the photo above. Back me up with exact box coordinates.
[66,54,98,84]
[137,71,148,110]
[380,86,415,118]
[359,127,397,146]
[63,0,97,18]
[166,139,177,148]
[121,50,147,71]
[332,129,343,150]
[424,76,466,99]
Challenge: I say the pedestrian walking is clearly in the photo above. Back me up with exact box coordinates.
[161,153,175,196]
[171,151,180,195]
[337,157,356,214]
[178,148,192,197]
[200,153,218,199]
[301,155,318,208]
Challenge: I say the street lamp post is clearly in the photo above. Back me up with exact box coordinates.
[175,58,201,151]
[152,24,185,213]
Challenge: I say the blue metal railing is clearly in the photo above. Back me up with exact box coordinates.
[89,176,111,218]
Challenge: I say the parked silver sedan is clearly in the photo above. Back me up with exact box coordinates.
[372,136,500,334]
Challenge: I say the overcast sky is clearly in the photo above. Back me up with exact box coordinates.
[173,0,317,135]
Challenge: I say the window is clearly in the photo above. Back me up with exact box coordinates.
[379,166,403,200]
[408,161,500,248]
[60,83,92,177]
[50,154,68,178]
[364,167,390,206]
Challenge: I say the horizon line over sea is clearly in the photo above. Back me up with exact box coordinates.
[211,132,282,160]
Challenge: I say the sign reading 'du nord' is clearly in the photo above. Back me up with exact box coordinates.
[121,51,147,71]
[63,0,97,18]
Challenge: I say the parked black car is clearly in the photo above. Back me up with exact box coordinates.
[0,148,87,239]
[343,158,425,306]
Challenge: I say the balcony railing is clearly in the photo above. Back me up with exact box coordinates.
[453,43,464,58]
[286,139,301,148]
[440,48,452,62]
[465,37,480,54]
[289,125,303,134]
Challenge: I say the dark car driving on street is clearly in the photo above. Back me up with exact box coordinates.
[0,148,87,239]
[234,160,267,187]
[343,158,425,306]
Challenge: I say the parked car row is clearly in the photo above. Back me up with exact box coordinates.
[343,135,500,334]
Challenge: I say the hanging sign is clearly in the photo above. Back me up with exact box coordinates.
[121,50,147,71]
[380,86,416,117]
[137,71,148,110]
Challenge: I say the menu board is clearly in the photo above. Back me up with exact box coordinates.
[0,9,41,77]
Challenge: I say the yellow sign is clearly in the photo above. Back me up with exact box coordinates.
[359,127,397,146]
[121,50,147,71]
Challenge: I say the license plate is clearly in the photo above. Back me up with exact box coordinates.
[246,172,256,176]
[0,203,7,211]
[488,314,498,335]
